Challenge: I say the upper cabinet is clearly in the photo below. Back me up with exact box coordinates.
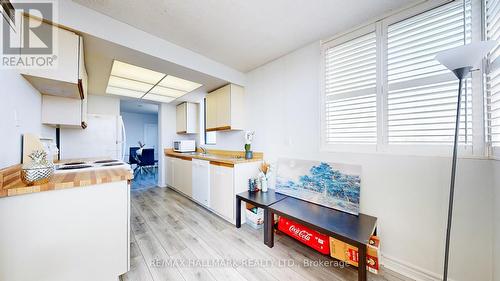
[42,95,87,128]
[20,16,88,100]
[176,102,198,134]
[206,84,245,131]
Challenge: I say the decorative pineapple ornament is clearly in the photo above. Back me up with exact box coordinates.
[21,150,54,185]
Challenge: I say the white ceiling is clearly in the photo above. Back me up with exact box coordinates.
[120,100,159,115]
[73,0,419,72]
[83,33,227,103]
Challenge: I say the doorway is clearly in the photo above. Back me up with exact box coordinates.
[120,100,159,190]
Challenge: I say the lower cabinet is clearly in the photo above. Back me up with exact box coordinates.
[210,164,234,221]
[166,157,174,187]
[166,157,192,197]
[166,155,261,224]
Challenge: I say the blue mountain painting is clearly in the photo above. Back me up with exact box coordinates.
[276,159,361,215]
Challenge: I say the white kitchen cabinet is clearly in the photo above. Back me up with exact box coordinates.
[167,153,260,225]
[170,157,192,197]
[166,156,175,187]
[41,95,87,128]
[206,93,218,130]
[176,102,198,134]
[192,159,210,207]
[20,16,88,100]
[206,84,245,131]
[209,161,261,224]
[210,164,234,220]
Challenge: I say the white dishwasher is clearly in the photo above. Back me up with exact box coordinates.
[192,159,210,208]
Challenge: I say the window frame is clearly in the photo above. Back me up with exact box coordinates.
[484,0,500,158]
[320,0,486,158]
[320,24,379,153]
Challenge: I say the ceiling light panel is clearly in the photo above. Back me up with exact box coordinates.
[149,85,186,98]
[142,93,175,103]
[105,60,203,103]
[108,75,154,93]
[110,60,165,84]
[159,75,202,92]
[106,86,144,98]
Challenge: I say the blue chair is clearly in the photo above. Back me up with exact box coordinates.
[129,147,140,165]
[136,148,155,174]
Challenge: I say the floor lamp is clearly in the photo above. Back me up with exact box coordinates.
[434,40,497,281]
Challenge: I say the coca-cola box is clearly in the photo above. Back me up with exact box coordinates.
[278,217,330,254]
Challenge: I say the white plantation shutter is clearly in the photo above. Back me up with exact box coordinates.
[323,32,377,144]
[486,0,500,151]
[386,1,472,145]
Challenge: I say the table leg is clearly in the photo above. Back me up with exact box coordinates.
[263,208,269,245]
[357,243,367,281]
[236,197,242,228]
[265,209,274,248]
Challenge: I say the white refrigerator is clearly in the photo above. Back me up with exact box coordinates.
[60,114,126,161]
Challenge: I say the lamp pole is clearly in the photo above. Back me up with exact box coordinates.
[442,66,472,281]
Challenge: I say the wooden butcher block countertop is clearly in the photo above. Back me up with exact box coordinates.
[0,160,133,198]
[165,148,263,166]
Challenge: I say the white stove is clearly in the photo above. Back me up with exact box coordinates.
[55,159,131,173]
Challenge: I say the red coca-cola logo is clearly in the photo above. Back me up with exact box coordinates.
[289,225,312,241]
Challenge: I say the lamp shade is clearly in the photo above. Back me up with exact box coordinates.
[434,40,497,71]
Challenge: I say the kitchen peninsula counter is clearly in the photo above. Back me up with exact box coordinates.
[0,161,133,198]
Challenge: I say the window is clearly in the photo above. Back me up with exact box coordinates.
[321,0,475,153]
[322,31,377,145]
[386,1,472,145]
[486,0,500,154]
[203,98,216,145]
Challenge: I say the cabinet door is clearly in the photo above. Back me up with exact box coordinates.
[216,86,231,129]
[20,17,79,84]
[177,159,192,197]
[210,165,234,220]
[166,157,174,187]
[172,158,181,190]
[184,160,193,197]
[192,160,210,207]
[42,95,82,127]
[206,92,218,130]
[210,164,218,210]
[176,103,187,133]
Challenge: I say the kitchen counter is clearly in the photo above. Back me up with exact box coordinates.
[164,148,263,165]
[0,161,133,198]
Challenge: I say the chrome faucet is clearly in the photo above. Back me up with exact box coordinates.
[199,146,208,155]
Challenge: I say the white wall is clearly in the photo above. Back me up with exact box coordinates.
[494,160,500,281]
[87,94,120,116]
[121,111,158,160]
[211,42,494,281]
[0,69,55,169]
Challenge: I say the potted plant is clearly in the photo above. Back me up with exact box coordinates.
[244,131,255,159]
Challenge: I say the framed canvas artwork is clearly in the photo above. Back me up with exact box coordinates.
[275,158,361,215]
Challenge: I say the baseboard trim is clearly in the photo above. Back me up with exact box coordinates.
[382,253,454,281]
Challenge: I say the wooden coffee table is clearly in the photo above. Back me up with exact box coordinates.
[267,196,377,281]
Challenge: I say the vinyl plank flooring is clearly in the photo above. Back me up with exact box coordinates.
[121,236,154,281]
[121,186,412,281]
[131,204,186,281]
